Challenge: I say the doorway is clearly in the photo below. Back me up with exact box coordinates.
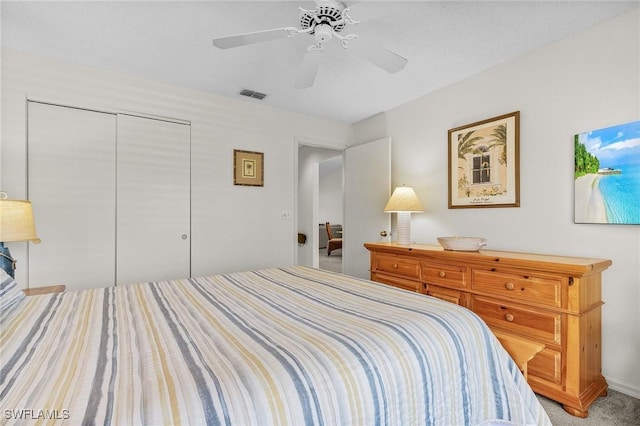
[297,145,343,271]
[296,137,391,279]
[318,156,343,273]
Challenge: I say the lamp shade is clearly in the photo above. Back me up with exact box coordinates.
[384,186,424,212]
[0,199,40,243]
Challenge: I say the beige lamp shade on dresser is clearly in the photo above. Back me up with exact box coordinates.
[384,186,423,245]
[384,186,424,213]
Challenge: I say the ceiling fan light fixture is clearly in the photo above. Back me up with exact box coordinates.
[314,24,333,44]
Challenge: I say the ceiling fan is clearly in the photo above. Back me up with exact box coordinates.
[212,0,408,89]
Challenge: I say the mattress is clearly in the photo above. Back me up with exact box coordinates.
[1,266,550,425]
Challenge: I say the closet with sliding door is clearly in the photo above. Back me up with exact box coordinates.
[27,101,191,290]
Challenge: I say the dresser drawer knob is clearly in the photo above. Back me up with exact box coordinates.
[392,263,398,269]
[438,271,446,278]
[505,282,515,290]
[504,313,514,322]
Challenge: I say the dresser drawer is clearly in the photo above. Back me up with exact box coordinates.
[371,272,421,292]
[472,296,561,346]
[425,284,469,307]
[374,254,421,279]
[421,262,468,289]
[528,348,562,385]
[472,269,562,308]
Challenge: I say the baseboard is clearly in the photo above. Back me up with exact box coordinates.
[607,379,640,399]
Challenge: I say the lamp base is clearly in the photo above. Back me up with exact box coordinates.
[0,242,16,278]
[396,212,412,245]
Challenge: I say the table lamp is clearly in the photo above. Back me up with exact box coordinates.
[0,194,40,277]
[384,185,423,245]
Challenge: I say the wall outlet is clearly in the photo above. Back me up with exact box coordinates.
[280,209,292,220]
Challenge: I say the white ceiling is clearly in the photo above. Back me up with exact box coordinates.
[2,1,637,124]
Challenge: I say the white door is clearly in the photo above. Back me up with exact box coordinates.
[116,114,191,285]
[343,138,391,279]
[28,102,117,289]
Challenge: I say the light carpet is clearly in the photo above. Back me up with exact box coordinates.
[318,249,342,273]
[539,390,640,425]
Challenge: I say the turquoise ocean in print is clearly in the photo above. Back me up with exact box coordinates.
[599,164,640,223]
[578,120,640,224]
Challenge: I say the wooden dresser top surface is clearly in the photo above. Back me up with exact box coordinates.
[364,242,612,276]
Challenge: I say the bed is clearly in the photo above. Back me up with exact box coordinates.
[1,266,550,425]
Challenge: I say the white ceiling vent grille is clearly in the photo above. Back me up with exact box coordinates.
[239,89,267,100]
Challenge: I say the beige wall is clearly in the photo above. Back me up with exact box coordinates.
[353,9,640,396]
[0,48,351,283]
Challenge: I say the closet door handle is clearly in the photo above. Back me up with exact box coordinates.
[181,234,188,240]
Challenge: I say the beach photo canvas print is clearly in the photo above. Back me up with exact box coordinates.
[574,120,640,224]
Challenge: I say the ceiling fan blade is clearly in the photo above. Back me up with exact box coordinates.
[212,27,295,49]
[295,49,323,89]
[349,40,407,73]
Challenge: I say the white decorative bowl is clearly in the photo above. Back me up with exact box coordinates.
[437,237,487,252]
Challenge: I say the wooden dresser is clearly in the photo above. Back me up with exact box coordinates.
[365,242,612,418]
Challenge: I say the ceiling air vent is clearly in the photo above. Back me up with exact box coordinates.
[239,89,267,100]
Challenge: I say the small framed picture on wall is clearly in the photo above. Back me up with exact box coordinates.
[234,149,264,187]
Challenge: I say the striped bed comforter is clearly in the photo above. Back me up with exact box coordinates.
[1,267,550,425]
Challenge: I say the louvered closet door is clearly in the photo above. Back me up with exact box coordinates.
[28,102,117,289]
[116,114,191,286]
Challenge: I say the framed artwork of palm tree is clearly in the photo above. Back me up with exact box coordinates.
[448,111,520,208]
[234,149,264,186]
